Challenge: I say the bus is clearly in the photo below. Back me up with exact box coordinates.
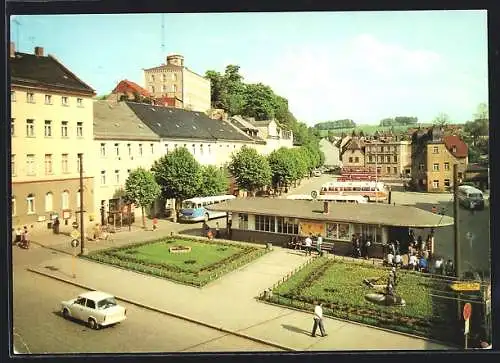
[457,185,485,210]
[318,181,389,202]
[286,194,369,204]
[179,195,236,222]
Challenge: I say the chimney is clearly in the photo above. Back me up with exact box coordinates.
[34,46,44,57]
[10,42,15,58]
[323,201,330,215]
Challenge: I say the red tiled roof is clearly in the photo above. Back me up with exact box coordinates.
[112,80,151,97]
[443,135,468,158]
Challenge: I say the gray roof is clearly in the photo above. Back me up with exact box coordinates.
[93,101,159,141]
[231,115,258,130]
[126,102,255,142]
[208,198,454,228]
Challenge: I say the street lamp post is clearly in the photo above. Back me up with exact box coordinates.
[78,153,87,255]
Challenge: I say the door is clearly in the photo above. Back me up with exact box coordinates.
[73,297,87,320]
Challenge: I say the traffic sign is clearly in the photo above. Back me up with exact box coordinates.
[70,230,81,240]
[72,221,79,229]
[71,239,80,248]
[311,190,318,199]
[466,232,474,240]
[450,282,481,292]
[463,303,472,320]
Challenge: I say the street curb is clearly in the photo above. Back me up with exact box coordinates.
[26,267,296,352]
[255,299,459,350]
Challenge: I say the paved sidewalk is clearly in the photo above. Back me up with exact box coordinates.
[27,246,453,351]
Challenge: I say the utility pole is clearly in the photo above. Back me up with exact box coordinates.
[453,163,460,278]
[78,153,86,255]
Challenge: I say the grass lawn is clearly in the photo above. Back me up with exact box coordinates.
[267,257,460,343]
[84,236,268,287]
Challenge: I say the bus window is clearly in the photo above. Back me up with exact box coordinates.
[362,187,369,191]
[353,187,361,191]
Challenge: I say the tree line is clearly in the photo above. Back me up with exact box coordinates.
[313,119,357,130]
[122,144,324,226]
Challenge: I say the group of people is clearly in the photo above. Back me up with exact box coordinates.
[351,233,372,259]
[288,234,324,255]
[14,226,30,249]
[202,221,222,240]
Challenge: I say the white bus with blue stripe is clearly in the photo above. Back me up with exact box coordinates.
[179,195,236,222]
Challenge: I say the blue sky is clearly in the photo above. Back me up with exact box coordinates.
[10,11,488,125]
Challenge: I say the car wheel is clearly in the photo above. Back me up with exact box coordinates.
[62,309,70,319]
[88,318,98,330]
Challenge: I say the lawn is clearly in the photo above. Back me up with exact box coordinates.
[84,236,268,287]
[266,257,461,343]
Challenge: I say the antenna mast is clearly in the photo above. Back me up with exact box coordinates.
[161,14,165,57]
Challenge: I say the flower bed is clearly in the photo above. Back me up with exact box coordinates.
[261,257,459,343]
[83,236,268,287]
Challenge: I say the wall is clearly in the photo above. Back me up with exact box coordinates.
[182,69,211,113]
[342,149,365,168]
[144,68,183,101]
[425,143,468,192]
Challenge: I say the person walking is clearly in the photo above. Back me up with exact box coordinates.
[311,302,327,337]
[215,222,220,238]
[53,217,60,234]
[316,234,323,255]
[304,235,313,256]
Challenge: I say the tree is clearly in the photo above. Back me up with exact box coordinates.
[474,102,488,120]
[379,118,394,126]
[151,147,202,221]
[124,168,161,228]
[268,148,296,189]
[228,146,272,195]
[198,165,229,197]
[464,118,488,146]
[433,113,450,127]
[289,147,308,183]
[242,83,277,120]
[205,70,225,109]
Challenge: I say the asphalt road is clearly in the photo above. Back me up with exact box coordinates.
[11,249,280,354]
[293,174,491,278]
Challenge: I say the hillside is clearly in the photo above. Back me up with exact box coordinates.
[317,123,434,137]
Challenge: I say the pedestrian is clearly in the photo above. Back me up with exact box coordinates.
[207,230,214,240]
[431,205,437,214]
[202,221,209,236]
[152,217,158,231]
[316,234,323,255]
[304,234,313,256]
[53,217,60,234]
[434,257,444,275]
[14,227,22,243]
[311,302,327,337]
[364,236,371,259]
[395,240,401,255]
[215,222,220,238]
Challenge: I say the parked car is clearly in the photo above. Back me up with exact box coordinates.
[61,291,127,329]
[312,170,322,177]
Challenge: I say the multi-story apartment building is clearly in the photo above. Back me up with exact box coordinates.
[10,44,96,228]
[143,54,210,113]
[93,101,161,220]
[247,119,294,155]
[411,127,468,192]
[364,137,412,177]
[340,138,365,168]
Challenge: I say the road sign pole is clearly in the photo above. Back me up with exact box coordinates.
[463,303,472,349]
[72,247,76,278]
[465,319,469,349]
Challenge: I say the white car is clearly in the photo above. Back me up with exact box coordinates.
[312,170,322,177]
[61,291,127,329]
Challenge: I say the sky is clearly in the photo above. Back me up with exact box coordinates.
[9,11,488,125]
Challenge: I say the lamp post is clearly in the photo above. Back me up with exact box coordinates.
[78,153,87,255]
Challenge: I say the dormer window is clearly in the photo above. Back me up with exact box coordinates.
[452,145,457,153]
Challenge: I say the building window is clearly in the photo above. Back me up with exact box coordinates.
[26,119,35,137]
[172,85,177,93]
[26,92,35,103]
[238,213,249,229]
[45,95,52,104]
[44,120,52,137]
[62,190,69,209]
[208,144,211,155]
[151,86,155,93]
[11,154,16,176]
[458,172,463,179]
[394,155,398,163]
[452,146,457,153]
[393,167,397,174]
[77,98,83,107]
[276,217,299,234]
[61,96,68,106]
[61,154,69,173]
[192,144,196,155]
[200,144,204,155]
[255,215,275,232]
[368,156,373,163]
[349,157,353,163]
[444,179,451,187]
[100,170,106,185]
[115,143,120,157]
[165,144,169,154]
[11,90,15,102]
[26,194,35,214]
[172,73,177,81]
[444,162,450,171]
[386,166,391,174]
[44,154,53,175]
[386,156,391,163]
[45,192,53,212]
[26,154,35,176]
[115,170,120,184]
[11,118,15,136]
[127,169,131,175]
[151,75,155,82]
[138,144,143,156]
[161,85,166,93]
[100,143,106,157]
[76,156,81,173]
[325,223,351,241]
[419,163,425,171]
[76,190,81,209]
[162,74,167,82]
[433,163,439,171]
[433,146,439,154]
[150,143,154,154]
[76,122,83,137]
[127,143,132,156]
[61,121,69,137]
[11,197,16,216]
[432,180,439,189]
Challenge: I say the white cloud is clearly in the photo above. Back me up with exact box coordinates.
[239,34,481,125]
